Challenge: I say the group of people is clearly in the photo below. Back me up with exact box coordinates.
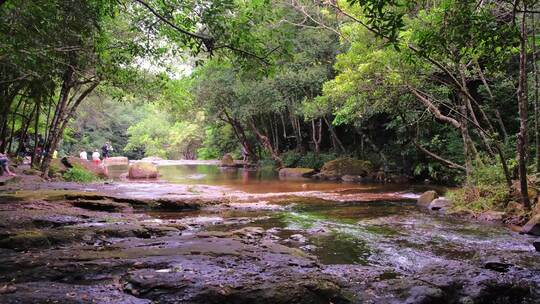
[80,142,113,165]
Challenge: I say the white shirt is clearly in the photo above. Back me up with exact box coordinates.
[80,151,87,160]
[92,151,100,161]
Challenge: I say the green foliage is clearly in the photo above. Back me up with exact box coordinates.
[63,165,99,183]
[448,163,510,213]
[282,151,337,170]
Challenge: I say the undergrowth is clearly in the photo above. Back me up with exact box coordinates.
[63,165,99,183]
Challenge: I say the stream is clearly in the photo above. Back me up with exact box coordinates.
[1,162,539,303]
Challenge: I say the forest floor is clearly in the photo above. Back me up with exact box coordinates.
[0,170,539,303]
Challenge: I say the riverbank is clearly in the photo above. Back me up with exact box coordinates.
[0,171,539,303]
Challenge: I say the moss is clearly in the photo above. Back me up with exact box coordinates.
[320,157,373,177]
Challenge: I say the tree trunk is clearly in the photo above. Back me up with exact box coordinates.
[312,119,322,154]
[323,117,345,153]
[249,119,282,167]
[533,12,540,173]
[517,9,531,209]
[31,97,40,166]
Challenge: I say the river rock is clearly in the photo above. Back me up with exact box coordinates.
[104,156,128,165]
[477,210,506,222]
[428,197,452,211]
[341,175,362,182]
[417,190,437,207]
[319,157,372,179]
[279,168,315,178]
[128,162,159,179]
[521,214,540,236]
[220,153,235,167]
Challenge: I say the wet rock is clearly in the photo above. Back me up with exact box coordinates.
[405,285,445,303]
[71,199,131,212]
[428,197,452,211]
[129,162,159,179]
[1,282,150,304]
[477,210,506,222]
[533,241,540,251]
[484,261,513,272]
[521,214,540,236]
[341,175,362,182]
[220,153,235,167]
[417,190,437,207]
[0,176,22,186]
[319,157,372,180]
[289,234,307,243]
[104,156,129,166]
[278,168,315,178]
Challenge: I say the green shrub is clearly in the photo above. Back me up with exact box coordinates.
[197,147,220,160]
[280,151,337,169]
[448,183,509,213]
[63,165,98,183]
[447,163,510,213]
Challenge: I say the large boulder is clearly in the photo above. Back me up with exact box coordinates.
[104,156,128,166]
[521,214,540,236]
[220,153,235,167]
[417,190,437,207]
[279,168,315,178]
[128,162,159,179]
[61,156,107,178]
[319,157,373,179]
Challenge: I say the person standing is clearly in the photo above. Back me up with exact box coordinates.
[101,142,111,159]
[80,150,88,161]
[92,149,100,165]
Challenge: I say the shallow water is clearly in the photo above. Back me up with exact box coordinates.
[146,198,539,270]
[118,163,538,270]
[114,163,435,194]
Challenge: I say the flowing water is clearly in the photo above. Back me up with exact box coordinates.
[131,163,539,271]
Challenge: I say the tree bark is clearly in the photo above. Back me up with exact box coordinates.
[323,116,345,153]
[517,9,531,209]
[533,12,540,173]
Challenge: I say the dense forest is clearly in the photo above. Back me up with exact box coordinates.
[2,0,540,211]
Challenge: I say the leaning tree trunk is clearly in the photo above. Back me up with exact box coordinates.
[517,9,531,209]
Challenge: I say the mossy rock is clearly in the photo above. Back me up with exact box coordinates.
[319,157,373,179]
[128,162,159,179]
[221,153,235,167]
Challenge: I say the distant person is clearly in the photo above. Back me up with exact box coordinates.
[80,150,88,161]
[101,142,112,159]
[52,150,58,159]
[241,145,249,166]
[92,149,100,165]
[0,152,16,176]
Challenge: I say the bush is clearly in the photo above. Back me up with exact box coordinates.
[63,165,98,183]
[197,147,220,160]
[280,151,337,170]
[447,163,510,213]
[448,183,509,213]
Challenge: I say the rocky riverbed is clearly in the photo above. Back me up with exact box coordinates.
[0,177,539,303]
